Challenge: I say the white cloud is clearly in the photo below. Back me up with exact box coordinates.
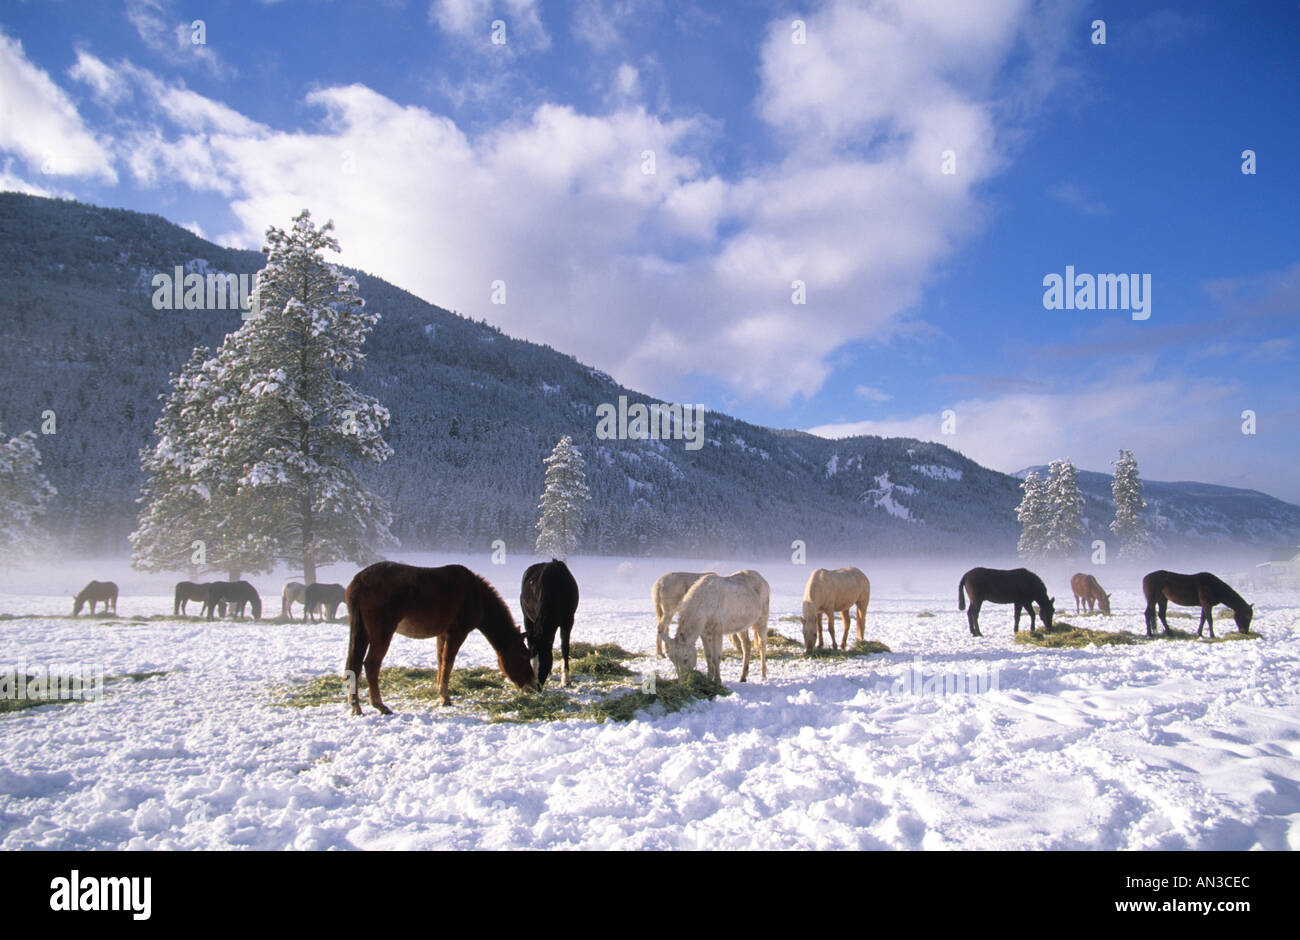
[429,0,550,51]
[67,49,128,105]
[806,366,1300,500]
[126,0,234,78]
[1048,181,1109,216]
[854,385,893,402]
[0,32,116,182]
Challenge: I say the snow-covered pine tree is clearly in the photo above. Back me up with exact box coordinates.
[203,210,397,584]
[1015,471,1050,559]
[131,348,275,580]
[1110,448,1151,558]
[1041,458,1085,559]
[0,422,57,567]
[535,435,590,559]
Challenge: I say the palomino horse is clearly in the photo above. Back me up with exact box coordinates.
[281,582,306,619]
[208,581,261,620]
[174,582,225,617]
[73,581,117,616]
[1142,570,1253,638]
[345,562,537,715]
[304,583,346,622]
[958,567,1055,636]
[1070,573,1111,615]
[521,559,580,688]
[801,566,871,652]
[651,571,707,657]
[663,570,769,684]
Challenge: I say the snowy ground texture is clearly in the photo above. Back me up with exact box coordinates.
[1,555,1298,850]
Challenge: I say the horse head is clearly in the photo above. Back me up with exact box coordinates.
[800,599,818,653]
[666,631,698,681]
[1099,591,1112,615]
[498,628,540,693]
[1041,596,1056,629]
[1236,603,1254,634]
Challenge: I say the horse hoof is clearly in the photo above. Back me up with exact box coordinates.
[374,703,393,715]
[440,698,452,707]
[349,704,362,716]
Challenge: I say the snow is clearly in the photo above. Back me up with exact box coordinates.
[866,472,915,521]
[912,464,963,481]
[826,454,839,476]
[1,555,1297,850]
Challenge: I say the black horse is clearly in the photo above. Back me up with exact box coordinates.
[208,581,262,620]
[1142,570,1253,638]
[958,567,1055,636]
[304,582,346,621]
[521,559,580,688]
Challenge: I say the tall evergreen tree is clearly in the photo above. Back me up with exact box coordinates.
[0,423,57,566]
[1042,458,1085,559]
[1110,448,1151,558]
[1016,470,1050,559]
[535,435,590,559]
[132,210,396,583]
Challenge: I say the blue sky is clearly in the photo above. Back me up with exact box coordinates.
[2,0,1297,499]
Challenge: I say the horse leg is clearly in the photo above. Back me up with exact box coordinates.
[754,623,768,679]
[1143,601,1155,636]
[840,610,851,650]
[437,631,467,706]
[560,622,572,687]
[1158,598,1170,634]
[345,614,370,716]
[363,629,394,715]
[856,605,865,644]
[1013,603,1022,633]
[968,599,982,637]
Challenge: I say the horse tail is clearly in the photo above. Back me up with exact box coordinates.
[958,573,967,611]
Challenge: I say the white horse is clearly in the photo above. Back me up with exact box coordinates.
[652,571,708,657]
[663,570,769,684]
[801,567,871,652]
[281,582,306,620]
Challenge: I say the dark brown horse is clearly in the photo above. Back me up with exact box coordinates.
[73,581,117,616]
[521,559,580,688]
[1142,570,1253,638]
[304,583,346,621]
[174,581,226,617]
[208,581,261,620]
[1070,573,1111,615]
[345,562,537,715]
[958,567,1054,636]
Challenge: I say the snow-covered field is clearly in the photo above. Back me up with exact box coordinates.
[1,555,1297,850]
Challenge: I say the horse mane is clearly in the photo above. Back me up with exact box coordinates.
[472,570,525,651]
[1210,573,1249,612]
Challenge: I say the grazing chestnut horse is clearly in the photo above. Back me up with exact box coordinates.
[174,581,225,617]
[73,581,117,616]
[652,571,707,657]
[304,583,346,622]
[1142,570,1253,638]
[958,567,1055,636]
[281,582,306,619]
[801,566,871,652]
[521,559,580,688]
[208,581,261,620]
[1070,573,1111,615]
[345,562,537,715]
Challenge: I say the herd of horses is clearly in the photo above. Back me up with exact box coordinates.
[67,561,1256,716]
[72,579,347,622]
